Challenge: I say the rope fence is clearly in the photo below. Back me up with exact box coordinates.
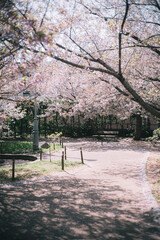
[40,145,84,171]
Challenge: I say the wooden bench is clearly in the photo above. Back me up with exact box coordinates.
[93,130,119,142]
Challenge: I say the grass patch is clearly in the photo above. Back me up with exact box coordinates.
[146,153,160,206]
[0,160,82,183]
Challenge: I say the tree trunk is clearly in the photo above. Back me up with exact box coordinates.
[134,115,142,140]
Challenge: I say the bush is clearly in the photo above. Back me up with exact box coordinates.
[147,128,160,144]
[0,142,33,154]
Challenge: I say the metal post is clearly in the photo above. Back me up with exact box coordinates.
[33,94,39,152]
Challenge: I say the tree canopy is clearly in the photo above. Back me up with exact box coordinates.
[48,0,160,118]
[0,0,160,127]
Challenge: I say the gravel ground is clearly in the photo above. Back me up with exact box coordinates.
[0,138,160,240]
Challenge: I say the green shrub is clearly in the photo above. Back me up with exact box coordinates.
[0,142,33,154]
[147,128,160,143]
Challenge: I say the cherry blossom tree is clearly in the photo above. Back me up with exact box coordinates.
[1,0,160,137]
[40,0,160,119]
[0,0,54,129]
[31,59,142,124]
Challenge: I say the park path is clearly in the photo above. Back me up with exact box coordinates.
[0,138,160,240]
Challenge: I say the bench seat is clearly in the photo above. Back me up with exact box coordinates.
[93,130,119,142]
[97,131,119,135]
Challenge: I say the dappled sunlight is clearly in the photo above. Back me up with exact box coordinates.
[0,138,159,240]
[0,178,159,240]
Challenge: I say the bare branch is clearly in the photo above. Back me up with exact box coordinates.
[56,43,100,62]
[155,0,160,10]
[121,0,129,33]
[40,0,50,27]
[66,34,96,61]
[100,77,130,98]
[56,43,117,74]
[132,35,160,56]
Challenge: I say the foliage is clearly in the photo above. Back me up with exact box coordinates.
[0,140,61,154]
[153,128,160,139]
[0,141,33,154]
[2,105,156,139]
[44,0,160,118]
[0,0,160,135]
[0,0,53,129]
[147,128,160,144]
[147,153,160,204]
[47,132,62,141]
[19,0,159,120]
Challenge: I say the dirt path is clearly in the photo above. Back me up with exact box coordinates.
[0,139,160,240]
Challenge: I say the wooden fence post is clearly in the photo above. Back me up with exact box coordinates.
[80,147,84,164]
[64,146,67,160]
[61,151,64,170]
[12,159,15,181]
[61,138,64,148]
[40,148,42,160]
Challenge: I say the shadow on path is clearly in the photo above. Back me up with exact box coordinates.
[0,177,160,240]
